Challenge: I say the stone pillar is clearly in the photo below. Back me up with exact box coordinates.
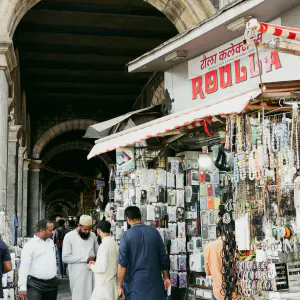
[22,160,29,237]
[7,125,21,230]
[0,42,17,209]
[17,147,26,236]
[28,160,41,237]
[0,71,8,209]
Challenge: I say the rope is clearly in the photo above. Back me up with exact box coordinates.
[26,160,103,183]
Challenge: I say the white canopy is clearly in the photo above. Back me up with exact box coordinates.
[83,106,154,139]
[87,88,262,160]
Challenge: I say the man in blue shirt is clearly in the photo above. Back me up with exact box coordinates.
[0,240,12,299]
[118,206,171,300]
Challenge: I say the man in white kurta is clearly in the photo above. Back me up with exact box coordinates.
[89,220,118,300]
[62,215,98,300]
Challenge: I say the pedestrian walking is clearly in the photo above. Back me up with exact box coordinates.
[62,215,98,300]
[53,219,70,278]
[18,219,59,300]
[0,240,12,299]
[88,220,118,300]
[117,206,171,300]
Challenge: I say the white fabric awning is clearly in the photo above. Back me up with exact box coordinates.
[87,88,262,159]
[83,106,155,139]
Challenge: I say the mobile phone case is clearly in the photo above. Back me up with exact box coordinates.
[207,184,213,196]
[207,197,214,209]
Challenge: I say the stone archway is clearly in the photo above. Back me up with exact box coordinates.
[32,119,97,159]
[41,141,93,165]
[44,189,80,204]
[43,174,66,195]
[0,0,216,42]
[0,0,40,39]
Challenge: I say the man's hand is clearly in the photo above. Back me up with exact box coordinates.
[87,256,94,263]
[164,278,171,290]
[18,291,27,300]
[118,286,125,300]
[87,261,95,271]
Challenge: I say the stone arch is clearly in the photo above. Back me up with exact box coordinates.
[144,0,216,33]
[42,141,93,165]
[0,0,40,39]
[1,0,216,41]
[32,119,97,159]
[47,199,74,210]
[44,189,80,204]
[43,174,67,195]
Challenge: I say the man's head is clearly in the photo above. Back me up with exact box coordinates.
[125,206,141,227]
[77,215,92,240]
[96,220,111,240]
[57,219,65,228]
[36,219,54,240]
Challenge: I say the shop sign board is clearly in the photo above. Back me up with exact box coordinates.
[165,18,300,114]
[116,147,135,175]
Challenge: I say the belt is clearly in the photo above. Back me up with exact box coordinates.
[29,276,56,283]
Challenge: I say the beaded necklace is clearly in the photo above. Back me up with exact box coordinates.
[281,114,288,152]
[272,124,280,153]
[248,151,255,181]
[239,153,246,181]
[225,117,231,149]
[237,116,243,154]
[263,119,271,168]
[250,117,257,146]
[293,104,300,170]
[233,154,240,185]
[255,151,261,181]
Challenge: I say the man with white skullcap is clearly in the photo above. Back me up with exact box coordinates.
[62,215,98,300]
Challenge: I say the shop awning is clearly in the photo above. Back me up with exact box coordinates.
[83,106,155,139]
[87,88,262,159]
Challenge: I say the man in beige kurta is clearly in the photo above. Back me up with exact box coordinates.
[62,215,98,300]
[89,220,118,300]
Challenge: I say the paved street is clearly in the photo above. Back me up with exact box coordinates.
[58,277,72,300]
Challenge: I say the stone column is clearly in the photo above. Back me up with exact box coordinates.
[17,147,26,236]
[0,71,8,209]
[7,125,22,229]
[0,42,17,209]
[22,160,29,237]
[28,160,41,237]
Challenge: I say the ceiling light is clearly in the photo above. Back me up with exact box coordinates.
[165,51,187,62]
[227,16,253,32]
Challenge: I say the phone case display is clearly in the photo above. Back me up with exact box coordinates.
[179,272,188,288]
[200,210,218,248]
[170,272,178,287]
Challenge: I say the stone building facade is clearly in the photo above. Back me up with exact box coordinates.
[0,0,232,237]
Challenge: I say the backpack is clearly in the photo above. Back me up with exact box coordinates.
[56,229,65,249]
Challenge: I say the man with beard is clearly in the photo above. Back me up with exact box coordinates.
[62,215,98,300]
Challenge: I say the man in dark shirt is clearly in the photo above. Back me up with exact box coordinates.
[0,240,12,299]
[118,206,171,300]
[53,219,70,278]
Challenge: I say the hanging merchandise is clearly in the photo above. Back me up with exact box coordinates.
[216,104,300,299]
[100,102,300,300]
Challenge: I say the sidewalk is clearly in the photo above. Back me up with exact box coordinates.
[58,277,72,300]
